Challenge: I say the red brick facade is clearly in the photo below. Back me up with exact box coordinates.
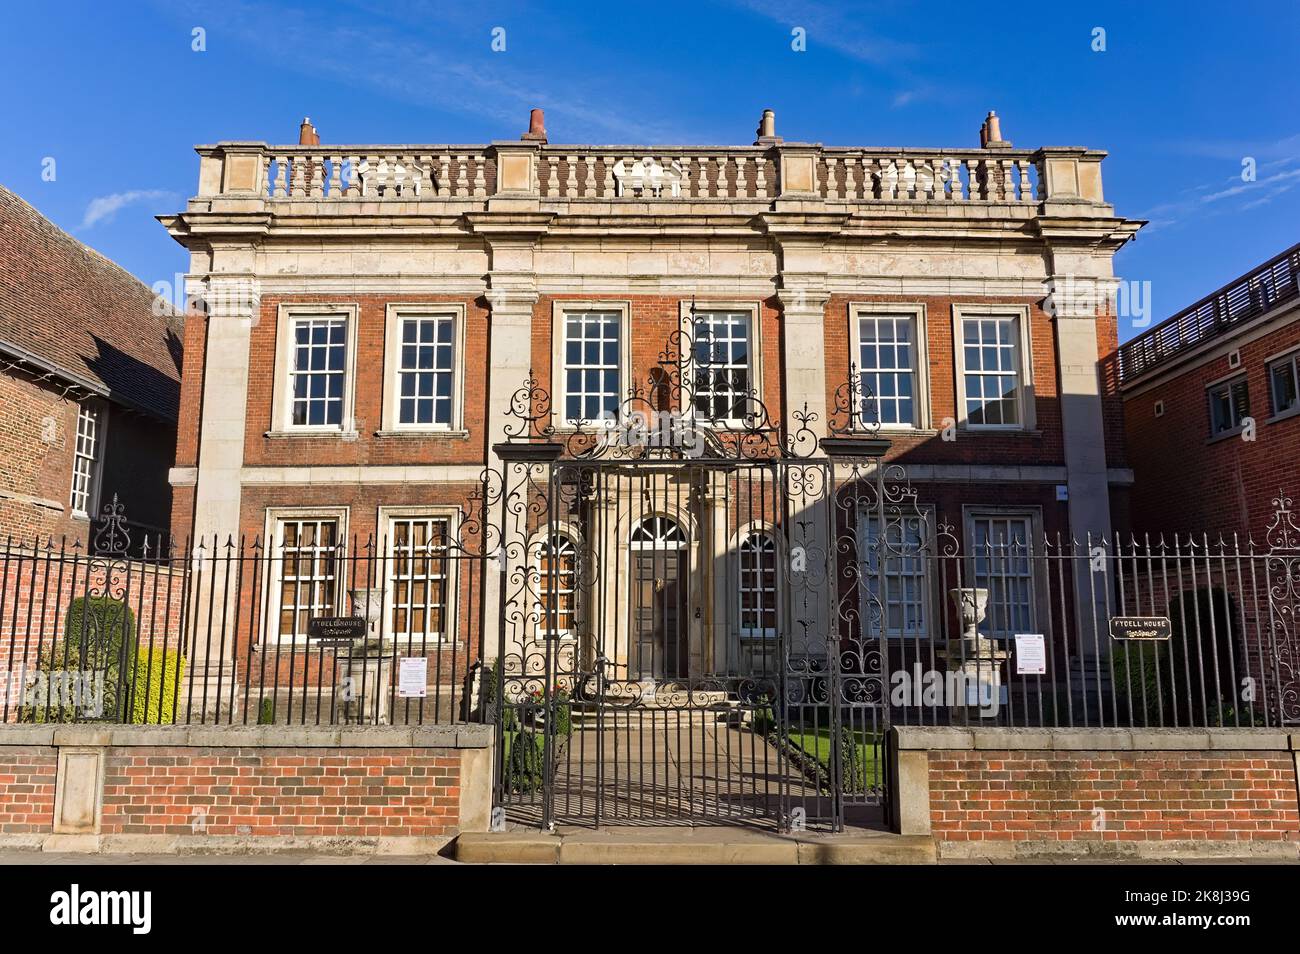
[929,748,1300,845]
[1123,309,1300,537]
[173,290,1126,545]
[0,747,56,833]
[99,747,461,838]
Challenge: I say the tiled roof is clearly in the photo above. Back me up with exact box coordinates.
[0,184,182,420]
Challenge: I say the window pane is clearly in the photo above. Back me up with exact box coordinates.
[692,311,752,422]
[562,311,621,423]
[388,517,451,642]
[858,315,917,427]
[290,317,347,428]
[1271,359,1299,414]
[962,317,1021,427]
[397,317,456,426]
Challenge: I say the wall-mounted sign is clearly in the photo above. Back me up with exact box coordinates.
[1014,633,1047,675]
[307,616,367,646]
[1109,616,1172,641]
[398,657,428,698]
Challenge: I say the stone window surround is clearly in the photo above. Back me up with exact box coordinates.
[379,303,469,436]
[378,504,463,647]
[959,505,1046,641]
[951,304,1037,432]
[849,301,931,432]
[269,303,361,437]
[550,299,633,430]
[678,300,765,426]
[260,505,351,648]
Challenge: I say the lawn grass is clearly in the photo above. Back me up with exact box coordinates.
[785,726,882,794]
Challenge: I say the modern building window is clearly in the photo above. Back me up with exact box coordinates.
[960,315,1025,428]
[536,533,578,639]
[397,316,455,427]
[1268,352,1299,417]
[857,314,917,427]
[69,404,100,515]
[562,310,622,424]
[290,316,348,427]
[273,517,340,641]
[387,516,451,644]
[691,310,753,422]
[966,513,1036,638]
[738,530,777,636]
[1207,376,1250,435]
[860,514,929,638]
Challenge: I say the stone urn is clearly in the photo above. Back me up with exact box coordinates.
[335,587,392,725]
[939,587,1008,721]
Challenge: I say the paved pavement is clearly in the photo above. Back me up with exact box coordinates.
[0,851,1293,865]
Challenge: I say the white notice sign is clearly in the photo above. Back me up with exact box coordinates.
[1014,633,1047,675]
[398,657,428,698]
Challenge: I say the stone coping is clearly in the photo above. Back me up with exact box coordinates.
[891,725,1299,752]
[0,724,493,749]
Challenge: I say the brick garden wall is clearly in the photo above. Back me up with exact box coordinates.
[929,749,1300,846]
[0,746,56,833]
[100,747,461,839]
[0,725,493,852]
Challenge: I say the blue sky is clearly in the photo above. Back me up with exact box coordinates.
[1,0,1296,341]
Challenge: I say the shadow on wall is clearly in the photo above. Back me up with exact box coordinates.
[84,334,182,536]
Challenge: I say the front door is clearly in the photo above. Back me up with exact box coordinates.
[630,517,687,679]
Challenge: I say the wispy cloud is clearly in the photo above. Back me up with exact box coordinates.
[1133,155,1300,233]
[154,0,691,143]
[728,0,916,67]
[79,190,176,230]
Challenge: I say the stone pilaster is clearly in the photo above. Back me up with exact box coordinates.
[1045,257,1120,662]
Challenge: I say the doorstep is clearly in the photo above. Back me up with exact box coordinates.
[454,826,936,865]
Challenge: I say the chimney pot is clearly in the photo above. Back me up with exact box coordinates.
[521,107,547,142]
[980,110,1010,149]
[298,117,319,146]
[753,108,782,145]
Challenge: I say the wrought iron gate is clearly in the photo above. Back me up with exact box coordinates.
[486,327,913,831]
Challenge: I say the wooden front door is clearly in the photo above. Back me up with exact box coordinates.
[631,547,686,680]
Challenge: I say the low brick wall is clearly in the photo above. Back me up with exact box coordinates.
[0,747,56,833]
[890,727,1300,859]
[0,724,493,854]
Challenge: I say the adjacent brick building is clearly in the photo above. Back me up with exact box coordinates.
[1119,242,1300,536]
[0,185,183,544]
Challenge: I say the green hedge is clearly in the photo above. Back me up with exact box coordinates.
[127,649,184,724]
[63,596,136,719]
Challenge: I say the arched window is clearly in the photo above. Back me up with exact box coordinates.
[536,534,578,639]
[629,515,686,550]
[738,530,777,636]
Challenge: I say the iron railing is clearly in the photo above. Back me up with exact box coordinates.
[1117,242,1300,383]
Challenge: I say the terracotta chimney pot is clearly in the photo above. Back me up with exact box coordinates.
[521,108,547,142]
[298,117,319,146]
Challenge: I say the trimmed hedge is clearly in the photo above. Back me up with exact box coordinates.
[128,649,184,724]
